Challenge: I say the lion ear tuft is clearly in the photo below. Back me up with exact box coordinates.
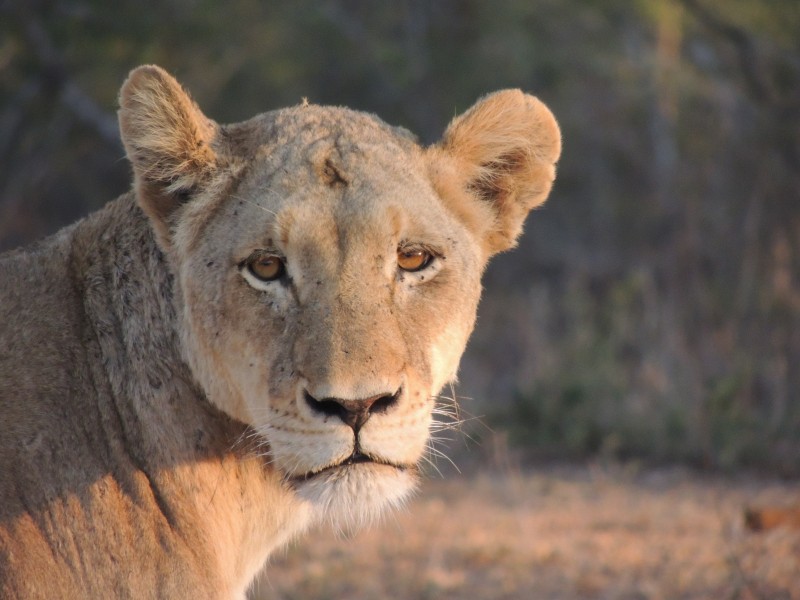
[118,65,217,245]
[431,90,561,256]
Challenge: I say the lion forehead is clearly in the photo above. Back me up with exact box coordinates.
[222,104,418,165]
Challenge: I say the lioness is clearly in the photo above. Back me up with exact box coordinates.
[0,65,560,599]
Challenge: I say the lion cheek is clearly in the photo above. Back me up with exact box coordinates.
[358,414,432,466]
[178,316,254,423]
[427,323,473,394]
[178,300,287,428]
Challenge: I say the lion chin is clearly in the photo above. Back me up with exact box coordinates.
[293,461,418,534]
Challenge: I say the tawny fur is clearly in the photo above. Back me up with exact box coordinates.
[0,65,560,599]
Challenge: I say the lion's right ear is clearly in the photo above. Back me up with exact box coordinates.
[118,65,217,245]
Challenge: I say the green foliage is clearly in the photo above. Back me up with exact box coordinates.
[483,270,800,473]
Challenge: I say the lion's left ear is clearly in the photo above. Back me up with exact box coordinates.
[118,65,218,246]
[428,90,561,257]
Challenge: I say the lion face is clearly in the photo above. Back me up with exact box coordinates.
[176,115,484,526]
[118,66,560,530]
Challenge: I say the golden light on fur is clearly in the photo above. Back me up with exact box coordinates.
[428,89,561,255]
[0,64,560,598]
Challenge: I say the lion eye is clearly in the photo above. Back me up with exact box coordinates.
[397,249,432,272]
[247,254,285,281]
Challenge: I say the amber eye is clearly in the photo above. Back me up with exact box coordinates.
[397,249,432,272]
[247,254,285,281]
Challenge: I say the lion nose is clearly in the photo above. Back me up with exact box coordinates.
[304,389,401,431]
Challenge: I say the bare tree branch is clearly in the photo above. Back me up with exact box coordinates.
[59,81,120,144]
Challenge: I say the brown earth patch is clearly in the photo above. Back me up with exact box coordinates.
[252,466,800,599]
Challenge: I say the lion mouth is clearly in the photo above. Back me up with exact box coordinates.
[294,451,408,482]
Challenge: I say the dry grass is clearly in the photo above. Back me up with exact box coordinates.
[251,466,800,600]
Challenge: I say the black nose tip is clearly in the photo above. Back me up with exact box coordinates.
[304,388,401,430]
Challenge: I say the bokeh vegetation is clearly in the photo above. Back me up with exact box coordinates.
[2,0,799,473]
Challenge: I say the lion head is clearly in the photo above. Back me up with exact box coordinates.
[117,65,560,531]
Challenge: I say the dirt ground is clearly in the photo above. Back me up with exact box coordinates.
[251,465,800,600]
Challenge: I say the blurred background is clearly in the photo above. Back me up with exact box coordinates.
[2,0,799,476]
